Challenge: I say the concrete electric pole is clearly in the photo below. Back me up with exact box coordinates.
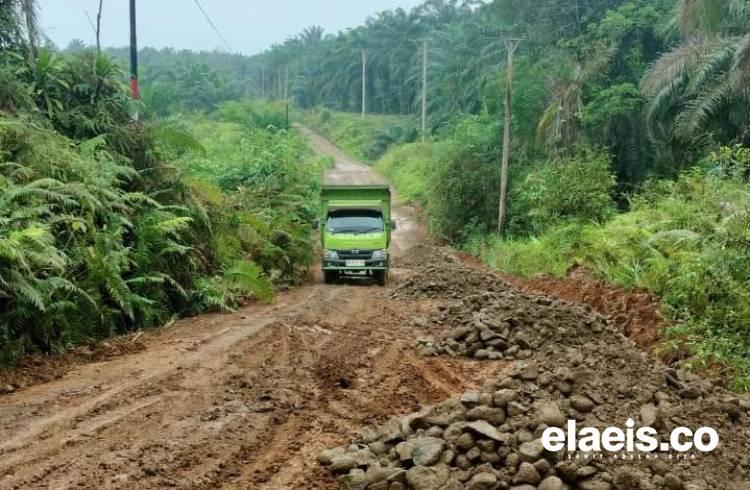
[421,40,428,142]
[498,36,523,236]
[284,64,290,129]
[129,0,139,121]
[361,49,367,120]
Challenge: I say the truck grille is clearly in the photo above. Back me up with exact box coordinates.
[335,249,375,260]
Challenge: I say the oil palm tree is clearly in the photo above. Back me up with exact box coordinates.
[642,0,750,146]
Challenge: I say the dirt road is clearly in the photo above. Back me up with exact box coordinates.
[0,128,507,489]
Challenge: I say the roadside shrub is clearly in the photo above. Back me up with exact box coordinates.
[216,99,286,131]
[465,222,583,278]
[0,48,320,366]
[375,142,432,206]
[0,115,211,362]
[426,116,502,241]
[176,104,325,286]
[512,146,617,234]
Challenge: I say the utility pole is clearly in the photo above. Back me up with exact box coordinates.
[284,65,290,130]
[421,40,428,142]
[277,68,282,100]
[95,0,103,54]
[261,67,266,99]
[129,0,139,121]
[498,36,523,235]
[361,49,367,120]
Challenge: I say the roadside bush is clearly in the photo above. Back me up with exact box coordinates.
[511,147,617,234]
[465,223,582,278]
[0,115,209,362]
[0,45,321,366]
[375,142,432,205]
[426,116,502,241]
[176,104,326,286]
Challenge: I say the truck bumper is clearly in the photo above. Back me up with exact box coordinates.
[322,259,388,271]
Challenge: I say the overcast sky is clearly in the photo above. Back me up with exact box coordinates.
[38,1,426,55]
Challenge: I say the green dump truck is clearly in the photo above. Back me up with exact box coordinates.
[315,185,395,286]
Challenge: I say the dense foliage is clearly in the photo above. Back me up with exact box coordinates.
[467,149,750,389]
[0,4,322,365]
[173,103,328,285]
[101,47,256,116]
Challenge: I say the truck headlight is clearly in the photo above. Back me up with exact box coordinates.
[324,250,339,260]
[372,249,387,261]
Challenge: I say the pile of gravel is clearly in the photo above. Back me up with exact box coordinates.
[320,361,750,489]
[392,244,454,269]
[415,292,581,360]
[322,279,750,489]
[391,265,511,301]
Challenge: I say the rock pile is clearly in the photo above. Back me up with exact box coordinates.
[320,361,750,489]
[322,258,750,489]
[415,291,585,360]
[392,244,455,270]
[392,265,511,301]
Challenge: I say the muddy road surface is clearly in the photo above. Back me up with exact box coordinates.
[0,128,507,489]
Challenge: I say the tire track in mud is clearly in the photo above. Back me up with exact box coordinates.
[219,285,511,490]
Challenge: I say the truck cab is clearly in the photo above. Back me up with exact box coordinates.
[317,185,394,286]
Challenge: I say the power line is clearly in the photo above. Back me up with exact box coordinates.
[192,0,233,52]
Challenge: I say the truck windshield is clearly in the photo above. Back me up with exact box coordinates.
[327,210,384,235]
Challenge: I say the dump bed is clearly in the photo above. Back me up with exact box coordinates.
[320,185,392,226]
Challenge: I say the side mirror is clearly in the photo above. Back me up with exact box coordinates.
[391,221,397,230]
[312,219,320,230]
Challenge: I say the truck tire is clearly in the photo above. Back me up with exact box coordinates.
[374,270,387,287]
[323,270,338,284]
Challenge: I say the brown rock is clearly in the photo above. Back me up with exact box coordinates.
[412,437,445,466]
[466,472,498,490]
[570,395,595,413]
[466,406,506,425]
[513,462,542,485]
[406,465,450,490]
[518,439,545,462]
[538,476,565,490]
[466,420,507,442]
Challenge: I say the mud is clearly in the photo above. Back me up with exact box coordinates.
[0,335,146,394]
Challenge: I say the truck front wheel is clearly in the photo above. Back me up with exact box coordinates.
[374,270,387,287]
[323,270,338,284]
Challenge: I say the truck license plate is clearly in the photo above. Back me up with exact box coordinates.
[345,260,365,267]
